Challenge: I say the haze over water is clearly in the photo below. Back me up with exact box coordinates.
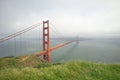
[0,38,120,63]
[0,0,120,63]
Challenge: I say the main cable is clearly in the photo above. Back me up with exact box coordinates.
[0,22,42,43]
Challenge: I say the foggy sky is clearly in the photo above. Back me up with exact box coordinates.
[0,0,120,37]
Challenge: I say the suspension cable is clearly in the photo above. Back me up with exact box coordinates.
[0,22,42,43]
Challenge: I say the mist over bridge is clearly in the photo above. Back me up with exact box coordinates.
[0,20,79,62]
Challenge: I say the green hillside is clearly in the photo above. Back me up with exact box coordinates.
[0,55,120,80]
[0,55,46,69]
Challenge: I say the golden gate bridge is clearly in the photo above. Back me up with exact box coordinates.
[0,20,78,62]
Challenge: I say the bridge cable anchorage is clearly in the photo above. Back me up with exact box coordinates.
[0,22,42,43]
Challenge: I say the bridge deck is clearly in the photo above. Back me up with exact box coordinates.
[36,41,75,56]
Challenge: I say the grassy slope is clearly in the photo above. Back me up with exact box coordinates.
[0,55,46,68]
[0,55,120,80]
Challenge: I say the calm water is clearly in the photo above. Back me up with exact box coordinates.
[0,38,120,63]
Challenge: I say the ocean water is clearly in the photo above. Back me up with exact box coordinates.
[0,38,120,63]
[51,39,120,63]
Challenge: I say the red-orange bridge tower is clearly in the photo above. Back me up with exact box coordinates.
[36,20,76,62]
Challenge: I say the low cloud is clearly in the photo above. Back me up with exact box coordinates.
[0,0,120,37]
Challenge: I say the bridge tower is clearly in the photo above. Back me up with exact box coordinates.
[43,20,50,62]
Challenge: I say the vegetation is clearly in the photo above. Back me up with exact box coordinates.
[0,55,120,80]
[0,54,45,69]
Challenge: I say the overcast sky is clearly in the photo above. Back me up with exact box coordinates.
[0,0,120,37]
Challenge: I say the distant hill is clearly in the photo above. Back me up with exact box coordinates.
[0,55,120,80]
